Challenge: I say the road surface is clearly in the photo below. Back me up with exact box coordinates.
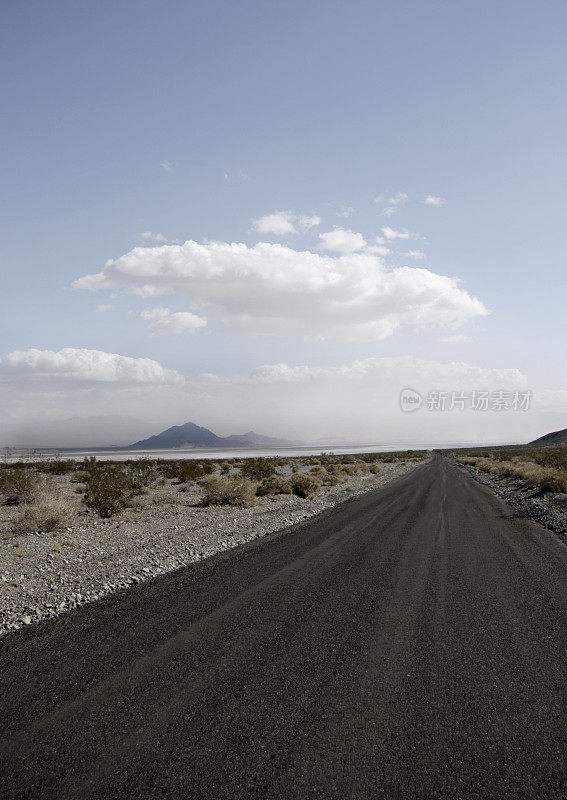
[0,456,565,799]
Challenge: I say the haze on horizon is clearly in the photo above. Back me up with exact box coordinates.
[1,1,566,449]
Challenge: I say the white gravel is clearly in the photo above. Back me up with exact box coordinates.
[0,460,419,635]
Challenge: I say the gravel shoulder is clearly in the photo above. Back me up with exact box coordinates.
[0,460,419,635]
[456,461,567,544]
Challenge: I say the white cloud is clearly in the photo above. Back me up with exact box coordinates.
[374,192,408,216]
[160,162,172,172]
[440,334,469,343]
[96,304,112,312]
[73,239,487,341]
[235,355,526,389]
[364,244,390,257]
[424,195,445,206]
[141,231,170,243]
[404,250,426,260]
[2,350,551,448]
[140,307,207,335]
[0,348,184,385]
[333,205,355,218]
[299,215,321,230]
[318,228,366,253]
[381,226,412,241]
[252,211,297,235]
[374,192,408,206]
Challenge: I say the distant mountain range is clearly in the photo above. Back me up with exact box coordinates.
[529,427,567,446]
[129,421,298,450]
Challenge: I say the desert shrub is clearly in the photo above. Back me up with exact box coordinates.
[0,467,40,505]
[71,470,91,483]
[158,460,215,483]
[538,471,567,493]
[81,456,98,474]
[239,458,277,481]
[256,475,292,496]
[83,464,129,517]
[310,466,326,478]
[220,462,231,475]
[125,459,159,492]
[341,464,357,476]
[202,477,256,507]
[369,464,381,474]
[36,460,77,475]
[459,454,567,494]
[14,489,78,534]
[291,473,319,498]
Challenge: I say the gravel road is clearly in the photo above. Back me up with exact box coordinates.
[0,455,565,799]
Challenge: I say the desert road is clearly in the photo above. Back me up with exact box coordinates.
[0,456,566,799]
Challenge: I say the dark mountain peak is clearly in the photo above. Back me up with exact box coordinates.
[129,421,298,450]
[130,421,225,450]
[529,428,567,446]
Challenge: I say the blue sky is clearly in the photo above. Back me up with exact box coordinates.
[1,0,566,445]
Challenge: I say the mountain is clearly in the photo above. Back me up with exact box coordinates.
[529,428,567,446]
[129,422,297,450]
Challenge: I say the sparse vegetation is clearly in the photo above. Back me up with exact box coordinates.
[35,460,77,475]
[256,475,293,496]
[124,459,161,492]
[14,488,78,534]
[202,476,257,507]
[83,464,130,517]
[0,449,428,529]
[156,460,215,484]
[448,444,567,494]
[239,458,277,481]
[0,467,41,505]
[291,473,320,498]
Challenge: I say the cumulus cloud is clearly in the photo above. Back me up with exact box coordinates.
[140,307,207,335]
[160,161,172,172]
[299,215,321,230]
[381,226,412,241]
[364,244,390,257]
[252,211,321,235]
[0,348,184,385]
[74,240,487,341]
[404,250,426,260]
[374,192,408,216]
[228,356,526,389]
[252,211,297,235]
[141,231,173,244]
[424,195,445,206]
[374,192,408,206]
[318,228,366,253]
[96,304,112,312]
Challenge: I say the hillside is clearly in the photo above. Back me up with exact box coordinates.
[529,428,567,446]
[130,422,296,450]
